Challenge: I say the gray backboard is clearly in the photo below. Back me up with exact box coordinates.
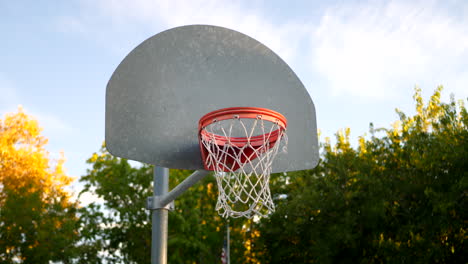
[106,25,318,173]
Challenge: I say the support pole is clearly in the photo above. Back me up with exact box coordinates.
[227,220,230,264]
[149,169,210,264]
[152,167,169,264]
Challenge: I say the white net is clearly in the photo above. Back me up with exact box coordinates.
[200,116,287,218]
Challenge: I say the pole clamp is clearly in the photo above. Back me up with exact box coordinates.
[146,196,175,211]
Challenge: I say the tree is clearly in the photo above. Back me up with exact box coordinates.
[258,86,467,263]
[0,107,80,263]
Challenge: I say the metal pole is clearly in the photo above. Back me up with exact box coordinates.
[227,220,230,264]
[147,169,210,263]
[152,167,169,264]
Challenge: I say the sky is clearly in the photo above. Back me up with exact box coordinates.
[1,0,467,203]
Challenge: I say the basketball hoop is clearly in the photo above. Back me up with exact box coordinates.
[199,107,288,218]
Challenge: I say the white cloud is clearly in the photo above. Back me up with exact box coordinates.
[58,0,468,100]
[127,0,309,62]
[59,0,311,63]
[311,0,468,99]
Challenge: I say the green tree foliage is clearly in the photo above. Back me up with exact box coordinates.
[258,87,467,263]
[78,150,152,263]
[0,107,80,263]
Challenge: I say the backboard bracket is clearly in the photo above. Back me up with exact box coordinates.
[146,196,175,211]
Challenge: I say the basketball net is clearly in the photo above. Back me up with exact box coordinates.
[199,107,287,218]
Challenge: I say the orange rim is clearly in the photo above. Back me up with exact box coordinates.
[199,107,287,132]
[198,107,287,171]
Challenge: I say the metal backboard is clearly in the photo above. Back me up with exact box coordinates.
[106,25,318,173]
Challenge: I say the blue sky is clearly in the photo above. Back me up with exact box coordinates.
[1,0,467,203]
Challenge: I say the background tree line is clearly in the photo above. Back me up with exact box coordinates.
[0,87,466,263]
